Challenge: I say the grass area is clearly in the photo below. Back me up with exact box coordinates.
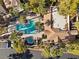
[68,50,79,55]
[0,27,7,35]
[66,39,79,56]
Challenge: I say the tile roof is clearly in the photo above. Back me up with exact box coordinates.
[0,5,7,16]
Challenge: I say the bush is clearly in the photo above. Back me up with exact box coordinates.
[42,34,47,39]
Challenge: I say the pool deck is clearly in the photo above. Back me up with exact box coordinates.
[21,31,44,39]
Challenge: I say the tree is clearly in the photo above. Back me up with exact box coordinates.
[0,27,7,35]
[35,21,44,32]
[42,44,64,59]
[58,0,78,30]
[19,15,26,24]
[10,32,18,41]
[66,40,79,55]
[75,21,79,31]
[47,0,56,29]
[13,39,26,54]
[20,2,29,13]
[28,0,47,15]
[58,0,78,17]
[50,48,63,59]
[10,32,27,54]
[9,8,19,17]
[42,47,51,59]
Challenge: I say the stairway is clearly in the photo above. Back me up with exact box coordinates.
[70,22,77,30]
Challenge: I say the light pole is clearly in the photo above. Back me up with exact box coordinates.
[50,6,53,29]
[76,6,79,21]
[66,1,70,31]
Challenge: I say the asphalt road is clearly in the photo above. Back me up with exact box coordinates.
[0,49,42,59]
[0,48,16,59]
[0,49,79,59]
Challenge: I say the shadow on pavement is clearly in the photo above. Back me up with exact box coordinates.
[9,49,33,59]
[60,53,79,59]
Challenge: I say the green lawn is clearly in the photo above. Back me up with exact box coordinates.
[68,50,79,55]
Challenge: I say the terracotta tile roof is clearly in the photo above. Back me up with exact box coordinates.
[44,28,70,43]
[57,31,69,40]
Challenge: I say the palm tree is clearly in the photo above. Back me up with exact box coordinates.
[35,21,44,32]
[19,15,26,24]
[50,47,63,59]
[58,0,78,31]
[9,8,19,17]
[75,21,79,31]
[50,0,57,29]
[42,43,64,59]
[13,39,26,54]
[66,40,79,55]
[42,47,51,59]
[10,32,18,41]
[10,32,27,58]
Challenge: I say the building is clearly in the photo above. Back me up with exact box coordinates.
[42,25,78,44]
[0,32,11,48]
[0,5,11,26]
[3,0,23,12]
[3,0,19,8]
[0,4,7,16]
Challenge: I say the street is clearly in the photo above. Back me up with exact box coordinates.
[0,49,79,59]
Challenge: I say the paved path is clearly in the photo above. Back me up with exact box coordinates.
[53,7,67,30]
[0,49,16,59]
[30,50,42,59]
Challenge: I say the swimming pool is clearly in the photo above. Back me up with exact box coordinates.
[25,37,34,45]
[16,19,36,44]
[16,19,35,34]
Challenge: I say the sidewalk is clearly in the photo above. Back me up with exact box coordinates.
[28,46,44,52]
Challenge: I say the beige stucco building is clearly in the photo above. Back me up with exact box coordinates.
[3,0,23,12]
[3,0,20,8]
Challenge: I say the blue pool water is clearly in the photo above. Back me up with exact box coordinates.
[16,19,36,44]
[25,37,34,45]
[16,19,35,34]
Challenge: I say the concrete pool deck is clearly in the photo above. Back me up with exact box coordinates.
[21,31,44,39]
